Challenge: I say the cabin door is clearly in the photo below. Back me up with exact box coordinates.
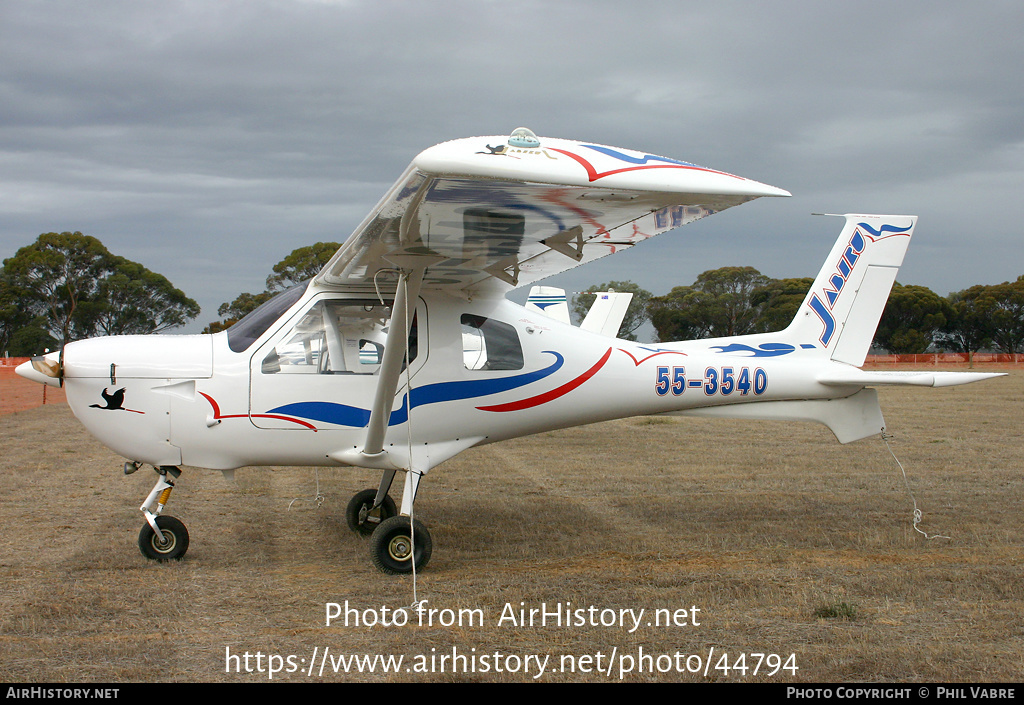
[248,295,425,431]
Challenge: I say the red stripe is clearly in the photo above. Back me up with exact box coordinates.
[618,349,688,366]
[199,392,222,416]
[199,391,318,431]
[548,147,738,183]
[251,414,318,431]
[477,348,612,412]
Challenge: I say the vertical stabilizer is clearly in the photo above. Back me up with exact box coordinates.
[526,286,571,324]
[580,290,634,338]
[786,214,916,366]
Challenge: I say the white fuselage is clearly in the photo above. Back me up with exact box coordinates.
[56,286,854,475]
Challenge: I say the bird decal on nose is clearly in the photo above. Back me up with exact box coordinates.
[89,387,144,414]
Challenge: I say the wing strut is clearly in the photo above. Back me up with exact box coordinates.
[362,266,426,457]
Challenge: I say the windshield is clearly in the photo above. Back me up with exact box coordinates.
[226,281,309,353]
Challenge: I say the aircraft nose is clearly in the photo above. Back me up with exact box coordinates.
[15,356,62,388]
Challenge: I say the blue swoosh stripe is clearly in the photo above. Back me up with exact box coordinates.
[582,144,697,167]
[711,343,796,357]
[857,222,912,238]
[268,351,564,427]
[268,401,370,427]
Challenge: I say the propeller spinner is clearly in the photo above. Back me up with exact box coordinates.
[17,351,63,388]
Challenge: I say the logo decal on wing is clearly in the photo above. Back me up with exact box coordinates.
[549,145,743,183]
[475,143,558,160]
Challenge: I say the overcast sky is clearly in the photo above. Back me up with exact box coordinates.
[2,0,1022,335]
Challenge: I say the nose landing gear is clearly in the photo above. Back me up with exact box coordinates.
[137,466,189,561]
[139,515,189,560]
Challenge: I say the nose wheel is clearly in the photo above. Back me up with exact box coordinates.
[138,515,190,561]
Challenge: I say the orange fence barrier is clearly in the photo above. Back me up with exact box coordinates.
[0,357,66,415]
[864,353,1024,366]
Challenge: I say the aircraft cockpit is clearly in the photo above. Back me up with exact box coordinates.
[260,299,416,376]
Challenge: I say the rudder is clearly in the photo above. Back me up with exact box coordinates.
[785,214,916,366]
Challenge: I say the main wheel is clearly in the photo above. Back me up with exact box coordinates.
[138,516,189,561]
[369,516,432,574]
[345,489,398,536]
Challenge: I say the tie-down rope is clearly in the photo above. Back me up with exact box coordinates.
[881,431,950,541]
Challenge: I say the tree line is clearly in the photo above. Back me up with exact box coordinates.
[596,268,1024,355]
[1,232,199,355]
[3,232,1021,358]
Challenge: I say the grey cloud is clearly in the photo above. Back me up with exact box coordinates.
[2,0,1022,332]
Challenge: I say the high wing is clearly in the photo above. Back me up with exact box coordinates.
[314,129,790,294]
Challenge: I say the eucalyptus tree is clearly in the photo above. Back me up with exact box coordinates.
[3,231,199,348]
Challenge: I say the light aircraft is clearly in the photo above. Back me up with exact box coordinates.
[526,285,634,338]
[17,128,1002,574]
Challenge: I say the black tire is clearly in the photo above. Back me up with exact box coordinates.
[369,516,432,574]
[345,489,398,536]
[138,516,189,561]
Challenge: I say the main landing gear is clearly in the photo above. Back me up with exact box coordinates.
[346,472,432,574]
[368,515,432,575]
[134,464,189,561]
[345,489,397,536]
[127,463,431,572]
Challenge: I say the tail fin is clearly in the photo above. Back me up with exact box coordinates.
[786,214,916,366]
[580,290,633,338]
[526,286,570,324]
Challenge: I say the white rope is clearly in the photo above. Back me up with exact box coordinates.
[287,468,325,510]
[401,273,420,601]
[372,268,399,307]
[881,431,950,540]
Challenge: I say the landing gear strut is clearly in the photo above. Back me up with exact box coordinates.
[137,465,189,561]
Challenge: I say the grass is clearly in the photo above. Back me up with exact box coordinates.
[814,602,858,621]
[0,367,1021,682]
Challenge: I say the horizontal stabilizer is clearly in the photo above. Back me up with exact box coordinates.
[675,388,885,444]
[817,369,1006,388]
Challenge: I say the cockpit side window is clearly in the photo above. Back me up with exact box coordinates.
[262,299,417,375]
[226,282,308,353]
[461,314,523,370]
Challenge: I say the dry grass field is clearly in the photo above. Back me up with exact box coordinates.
[0,367,1021,683]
